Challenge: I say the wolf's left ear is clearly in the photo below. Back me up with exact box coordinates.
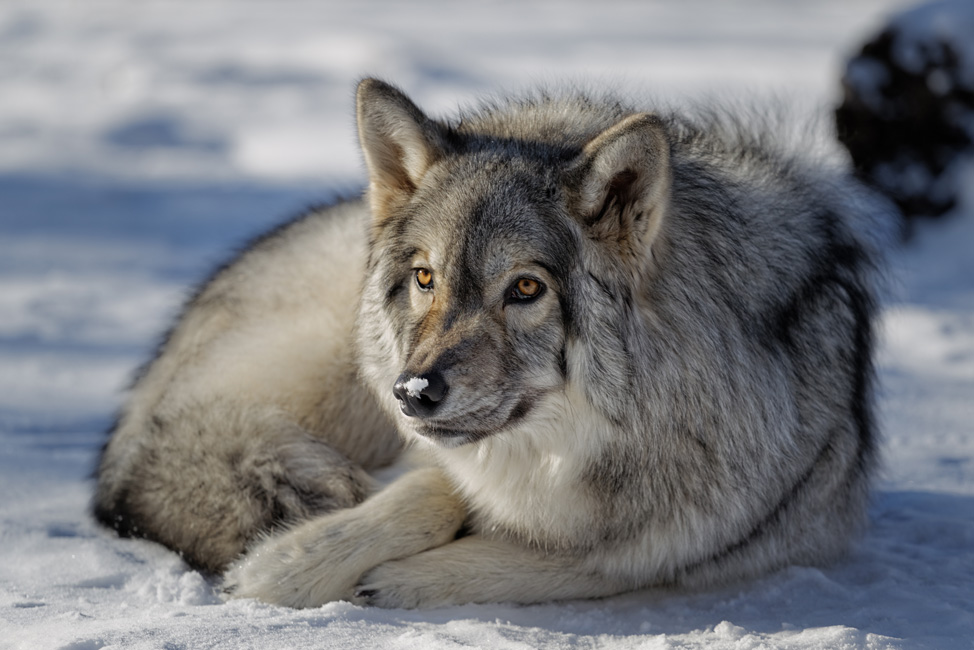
[567,113,671,257]
[357,78,449,222]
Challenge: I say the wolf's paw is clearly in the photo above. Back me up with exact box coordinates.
[221,545,306,607]
[221,518,364,608]
[225,467,466,609]
[353,556,458,609]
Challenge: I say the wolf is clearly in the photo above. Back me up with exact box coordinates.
[93,78,887,609]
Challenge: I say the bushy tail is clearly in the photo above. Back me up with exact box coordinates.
[93,401,377,574]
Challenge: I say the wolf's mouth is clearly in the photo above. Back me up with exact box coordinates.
[413,424,494,446]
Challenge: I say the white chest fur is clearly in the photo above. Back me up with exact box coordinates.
[431,388,610,548]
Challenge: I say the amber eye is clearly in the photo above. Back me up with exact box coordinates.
[511,277,544,302]
[415,268,434,290]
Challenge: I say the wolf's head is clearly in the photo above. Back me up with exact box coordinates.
[353,79,670,447]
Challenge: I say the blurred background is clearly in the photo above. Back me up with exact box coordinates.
[0,0,911,438]
[3,2,974,648]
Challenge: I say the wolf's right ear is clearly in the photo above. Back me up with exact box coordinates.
[357,79,449,222]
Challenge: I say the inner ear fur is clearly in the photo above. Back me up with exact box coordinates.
[356,78,449,222]
[568,113,671,255]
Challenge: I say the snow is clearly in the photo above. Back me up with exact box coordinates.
[2,1,972,648]
[404,377,429,399]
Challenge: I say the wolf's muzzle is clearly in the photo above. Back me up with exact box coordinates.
[393,371,448,418]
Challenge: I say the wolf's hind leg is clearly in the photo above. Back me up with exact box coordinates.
[94,402,377,574]
[222,467,465,608]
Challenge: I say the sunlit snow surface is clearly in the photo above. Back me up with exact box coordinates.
[1,1,972,648]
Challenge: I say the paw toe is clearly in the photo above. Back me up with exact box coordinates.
[352,586,379,607]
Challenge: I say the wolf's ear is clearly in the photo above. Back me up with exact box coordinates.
[357,78,449,222]
[568,113,670,257]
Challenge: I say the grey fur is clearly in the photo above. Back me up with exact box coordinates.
[94,78,888,606]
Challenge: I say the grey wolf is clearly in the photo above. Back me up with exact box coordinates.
[93,78,886,608]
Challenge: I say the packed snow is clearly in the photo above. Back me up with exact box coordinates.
[2,1,972,649]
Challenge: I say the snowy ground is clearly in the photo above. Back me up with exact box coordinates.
[2,1,972,648]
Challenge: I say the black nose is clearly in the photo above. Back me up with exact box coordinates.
[393,371,448,417]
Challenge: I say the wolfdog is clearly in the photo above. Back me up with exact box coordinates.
[93,78,886,608]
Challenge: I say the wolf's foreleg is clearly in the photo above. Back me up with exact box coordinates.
[222,467,465,608]
[354,536,628,608]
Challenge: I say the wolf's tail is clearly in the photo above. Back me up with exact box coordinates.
[92,402,377,574]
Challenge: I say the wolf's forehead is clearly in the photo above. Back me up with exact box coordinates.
[417,165,574,274]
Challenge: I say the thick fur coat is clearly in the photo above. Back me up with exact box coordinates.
[93,79,887,608]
